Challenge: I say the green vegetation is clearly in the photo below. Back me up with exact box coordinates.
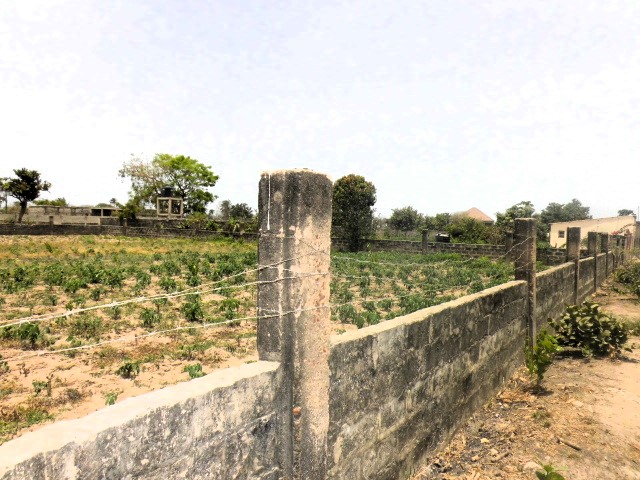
[536,462,567,480]
[330,251,514,328]
[184,363,205,379]
[332,174,377,251]
[550,302,629,357]
[1,168,51,223]
[119,153,219,214]
[524,330,562,389]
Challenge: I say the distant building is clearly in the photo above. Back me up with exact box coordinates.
[28,205,121,217]
[549,216,636,247]
[459,207,494,225]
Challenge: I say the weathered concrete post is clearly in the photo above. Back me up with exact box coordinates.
[600,233,609,276]
[514,218,537,344]
[626,231,633,252]
[566,227,581,304]
[587,231,598,292]
[48,215,54,234]
[504,234,514,261]
[257,169,332,480]
[421,229,429,254]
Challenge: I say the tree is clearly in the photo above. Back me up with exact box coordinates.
[119,154,219,214]
[495,201,536,238]
[389,206,422,234]
[332,174,377,251]
[447,216,489,244]
[33,197,67,207]
[540,199,591,225]
[229,203,254,221]
[618,209,635,217]
[2,169,51,223]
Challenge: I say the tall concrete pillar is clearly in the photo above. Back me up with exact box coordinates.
[566,227,581,304]
[588,231,598,291]
[514,218,537,344]
[257,169,332,480]
[421,229,429,254]
[600,233,609,276]
[587,232,598,256]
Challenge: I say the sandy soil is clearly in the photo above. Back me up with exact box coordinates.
[412,279,640,480]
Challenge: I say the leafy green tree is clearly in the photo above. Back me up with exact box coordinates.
[2,169,51,223]
[447,216,489,243]
[389,206,422,234]
[495,201,536,240]
[229,203,254,221]
[433,212,451,230]
[539,199,591,225]
[618,209,635,217]
[332,174,377,251]
[33,197,67,207]
[119,154,219,213]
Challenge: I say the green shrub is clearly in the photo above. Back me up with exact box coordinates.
[69,315,103,340]
[158,276,178,293]
[184,363,205,379]
[524,330,562,388]
[115,361,140,379]
[550,302,629,357]
[181,295,205,322]
[1,322,42,349]
[140,308,161,328]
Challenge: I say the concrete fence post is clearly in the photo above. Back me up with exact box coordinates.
[421,229,429,254]
[600,233,609,277]
[566,227,581,304]
[587,231,598,292]
[514,218,537,344]
[257,169,332,480]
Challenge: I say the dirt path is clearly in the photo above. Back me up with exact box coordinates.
[413,280,640,480]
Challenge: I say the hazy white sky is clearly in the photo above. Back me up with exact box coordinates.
[1,1,639,219]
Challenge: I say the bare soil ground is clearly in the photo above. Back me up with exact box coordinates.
[413,279,640,480]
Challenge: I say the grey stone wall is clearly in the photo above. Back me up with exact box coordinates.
[596,253,607,286]
[326,281,527,479]
[577,257,596,303]
[535,262,575,325]
[0,361,284,480]
[0,223,257,241]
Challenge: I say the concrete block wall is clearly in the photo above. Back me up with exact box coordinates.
[0,223,258,241]
[577,257,596,303]
[596,253,607,285]
[535,263,575,327]
[326,281,527,479]
[0,362,284,480]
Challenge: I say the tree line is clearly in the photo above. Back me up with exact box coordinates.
[1,163,636,247]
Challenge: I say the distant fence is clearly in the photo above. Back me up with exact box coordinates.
[0,170,630,480]
[0,223,258,241]
[0,223,569,265]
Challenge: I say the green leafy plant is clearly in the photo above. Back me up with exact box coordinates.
[115,361,140,379]
[184,363,205,379]
[105,391,119,405]
[140,308,161,328]
[536,462,566,480]
[550,302,629,357]
[524,330,562,389]
[182,294,205,322]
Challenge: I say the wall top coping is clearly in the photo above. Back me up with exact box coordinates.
[535,261,574,279]
[330,280,526,347]
[0,360,280,473]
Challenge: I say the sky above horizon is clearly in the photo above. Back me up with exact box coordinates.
[1,1,639,220]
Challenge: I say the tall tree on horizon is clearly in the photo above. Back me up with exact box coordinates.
[2,169,51,223]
